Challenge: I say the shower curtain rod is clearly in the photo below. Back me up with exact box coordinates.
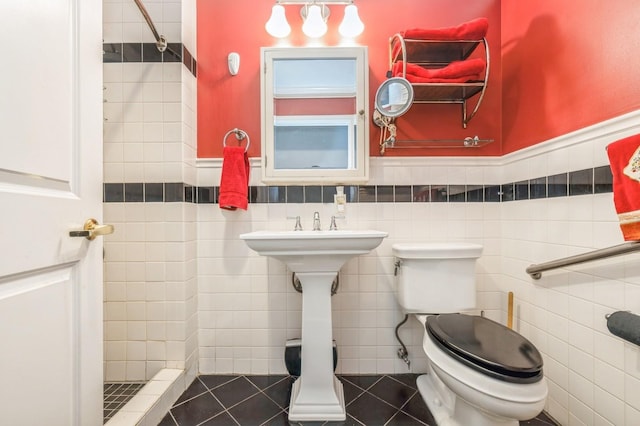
[133,0,167,52]
[526,240,640,279]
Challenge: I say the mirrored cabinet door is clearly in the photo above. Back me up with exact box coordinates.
[261,46,369,184]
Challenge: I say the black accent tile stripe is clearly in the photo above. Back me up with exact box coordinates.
[122,43,142,62]
[103,43,123,63]
[431,185,448,202]
[548,173,568,198]
[286,186,303,203]
[104,183,124,202]
[165,183,185,202]
[124,183,143,202]
[502,183,515,202]
[530,177,547,200]
[305,186,322,203]
[103,42,197,77]
[515,180,529,201]
[142,43,163,62]
[145,183,163,202]
[569,168,594,196]
[594,165,613,193]
[395,185,412,202]
[449,185,466,202]
[102,166,615,204]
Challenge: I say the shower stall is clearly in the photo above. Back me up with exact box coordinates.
[102,0,198,422]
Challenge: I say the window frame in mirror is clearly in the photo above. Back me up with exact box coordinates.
[261,46,369,184]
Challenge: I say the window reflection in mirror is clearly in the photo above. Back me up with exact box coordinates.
[261,47,369,184]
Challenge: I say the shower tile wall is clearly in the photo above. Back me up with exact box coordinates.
[102,0,199,384]
[196,114,640,426]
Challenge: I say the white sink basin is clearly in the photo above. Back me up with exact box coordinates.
[240,230,388,272]
[239,228,388,421]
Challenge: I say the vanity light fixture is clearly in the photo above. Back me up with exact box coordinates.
[265,1,364,39]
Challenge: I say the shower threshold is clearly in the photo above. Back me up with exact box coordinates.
[104,382,146,423]
[103,368,185,426]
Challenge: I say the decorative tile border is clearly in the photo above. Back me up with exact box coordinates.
[103,42,197,77]
[103,166,612,204]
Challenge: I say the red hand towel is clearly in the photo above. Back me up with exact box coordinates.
[392,59,486,83]
[606,134,640,240]
[402,17,489,41]
[219,146,250,210]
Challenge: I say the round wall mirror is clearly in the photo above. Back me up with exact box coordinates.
[374,77,414,118]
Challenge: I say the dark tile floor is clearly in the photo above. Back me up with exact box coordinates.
[158,374,559,426]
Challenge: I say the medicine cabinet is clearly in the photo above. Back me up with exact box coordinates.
[261,46,369,184]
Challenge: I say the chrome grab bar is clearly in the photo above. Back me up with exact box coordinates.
[526,241,640,279]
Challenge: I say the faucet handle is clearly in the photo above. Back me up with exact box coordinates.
[287,215,303,231]
[329,216,338,230]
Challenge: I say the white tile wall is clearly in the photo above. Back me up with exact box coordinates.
[196,110,640,425]
[103,0,183,45]
[103,45,198,382]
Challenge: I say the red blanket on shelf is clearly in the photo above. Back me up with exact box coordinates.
[391,18,489,61]
[401,17,489,41]
[392,59,486,83]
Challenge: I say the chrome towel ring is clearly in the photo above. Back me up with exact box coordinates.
[223,128,250,152]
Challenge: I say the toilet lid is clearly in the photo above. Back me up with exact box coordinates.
[426,314,543,383]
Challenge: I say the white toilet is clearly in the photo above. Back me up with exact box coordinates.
[392,242,548,426]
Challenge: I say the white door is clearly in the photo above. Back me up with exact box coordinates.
[0,1,103,425]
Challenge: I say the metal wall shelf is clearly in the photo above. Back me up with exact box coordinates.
[389,34,490,128]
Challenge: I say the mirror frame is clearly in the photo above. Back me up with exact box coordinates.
[374,77,414,118]
[261,46,369,184]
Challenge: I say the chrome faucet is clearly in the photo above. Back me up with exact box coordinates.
[329,215,338,230]
[313,211,321,231]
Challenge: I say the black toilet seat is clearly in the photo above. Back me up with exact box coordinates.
[426,314,544,384]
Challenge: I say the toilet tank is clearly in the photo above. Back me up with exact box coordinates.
[392,242,483,313]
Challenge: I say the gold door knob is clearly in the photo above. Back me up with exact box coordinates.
[69,218,115,240]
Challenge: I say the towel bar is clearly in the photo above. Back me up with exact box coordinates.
[223,128,250,152]
[526,241,640,279]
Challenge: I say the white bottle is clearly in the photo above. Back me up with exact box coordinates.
[334,186,346,215]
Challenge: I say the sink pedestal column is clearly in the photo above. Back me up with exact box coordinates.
[288,272,346,422]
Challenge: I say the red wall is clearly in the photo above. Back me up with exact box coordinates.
[501,0,640,154]
[197,0,501,158]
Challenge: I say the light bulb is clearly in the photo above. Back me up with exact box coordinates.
[265,4,291,38]
[339,4,364,37]
[302,4,328,38]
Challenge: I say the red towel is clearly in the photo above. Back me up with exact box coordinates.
[392,18,489,60]
[606,134,640,240]
[392,59,485,83]
[401,17,489,41]
[219,146,250,210]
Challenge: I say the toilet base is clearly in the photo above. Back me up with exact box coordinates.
[417,374,519,426]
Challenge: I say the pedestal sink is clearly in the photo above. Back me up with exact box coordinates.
[240,229,388,421]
